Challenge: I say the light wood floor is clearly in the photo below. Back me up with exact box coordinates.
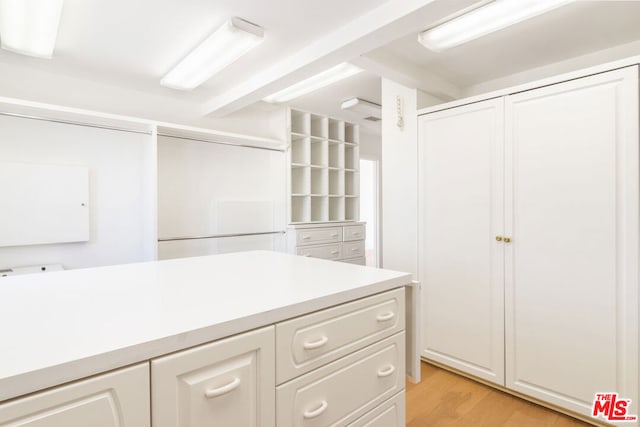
[406,362,592,427]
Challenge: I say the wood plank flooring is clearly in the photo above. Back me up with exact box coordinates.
[406,362,593,426]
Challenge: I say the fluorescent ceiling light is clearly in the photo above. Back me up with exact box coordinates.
[161,17,263,91]
[418,0,575,52]
[263,63,362,103]
[341,98,381,120]
[0,0,64,58]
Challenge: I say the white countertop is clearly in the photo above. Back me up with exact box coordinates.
[0,251,411,402]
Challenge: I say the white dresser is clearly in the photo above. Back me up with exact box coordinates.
[287,221,366,265]
[0,251,411,426]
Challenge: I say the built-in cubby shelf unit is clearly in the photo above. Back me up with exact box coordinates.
[288,109,360,223]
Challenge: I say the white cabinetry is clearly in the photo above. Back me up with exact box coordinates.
[347,390,405,427]
[152,327,275,427]
[504,67,638,418]
[418,66,639,423]
[276,288,406,427]
[288,222,366,264]
[419,98,505,385]
[0,364,149,427]
[276,333,405,427]
[289,109,360,223]
[276,287,404,383]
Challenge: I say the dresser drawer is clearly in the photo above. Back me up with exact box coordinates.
[296,243,341,260]
[151,326,275,427]
[296,227,342,246]
[343,225,365,241]
[341,257,366,265]
[0,364,149,427]
[276,288,405,383]
[342,240,365,258]
[276,332,405,427]
[347,392,405,427]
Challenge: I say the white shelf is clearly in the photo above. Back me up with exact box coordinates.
[288,109,359,224]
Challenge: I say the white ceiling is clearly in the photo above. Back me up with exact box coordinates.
[0,0,640,137]
[1,0,388,101]
[377,0,640,90]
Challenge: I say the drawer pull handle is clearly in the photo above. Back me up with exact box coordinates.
[331,233,339,237]
[303,335,329,350]
[377,365,396,378]
[303,253,311,257]
[376,311,395,322]
[302,235,311,240]
[204,377,241,398]
[352,232,361,236]
[351,248,359,252]
[303,400,328,419]
[330,250,339,255]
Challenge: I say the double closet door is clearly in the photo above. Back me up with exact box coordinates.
[419,66,638,421]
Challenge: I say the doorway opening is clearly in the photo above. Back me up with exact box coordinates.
[359,158,379,267]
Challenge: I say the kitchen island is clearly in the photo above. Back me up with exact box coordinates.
[0,250,412,426]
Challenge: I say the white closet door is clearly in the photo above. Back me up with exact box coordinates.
[419,98,505,385]
[505,66,639,420]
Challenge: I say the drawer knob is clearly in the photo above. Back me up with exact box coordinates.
[376,311,395,322]
[303,400,328,419]
[377,365,396,378]
[303,335,329,350]
[204,377,241,398]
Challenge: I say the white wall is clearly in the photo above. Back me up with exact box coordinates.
[0,115,156,270]
[360,129,381,160]
[0,61,287,141]
[417,89,444,110]
[463,39,640,97]
[380,78,418,279]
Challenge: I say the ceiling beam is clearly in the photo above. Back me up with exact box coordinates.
[202,0,479,117]
[351,50,460,101]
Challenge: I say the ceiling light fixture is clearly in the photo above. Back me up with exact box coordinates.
[161,17,264,91]
[0,0,65,58]
[263,63,362,103]
[418,0,575,52]
[341,97,381,121]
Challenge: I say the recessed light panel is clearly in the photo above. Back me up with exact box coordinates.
[161,17,264,91]
[418,0,575,52]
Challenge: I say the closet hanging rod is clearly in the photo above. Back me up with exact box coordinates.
[156,132,286,152]
[0,111,153,135]
[158,230,286,242]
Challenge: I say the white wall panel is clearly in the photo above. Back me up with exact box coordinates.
[381,79,418,278]
[0,115,155,270]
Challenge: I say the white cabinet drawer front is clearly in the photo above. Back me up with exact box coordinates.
[296,244,341,260]
[342,241,365,258]
[276,332,405,427]
[152,326,275,427]
[296,228,342,246]
[276,288,405,383]
[0,363,149,427]
[347,391,405,427]
[343,225,365,242]
[341,257,365,265]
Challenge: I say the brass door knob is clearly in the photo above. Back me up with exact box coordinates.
[495,236,503,242]
[504,237,511,243]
